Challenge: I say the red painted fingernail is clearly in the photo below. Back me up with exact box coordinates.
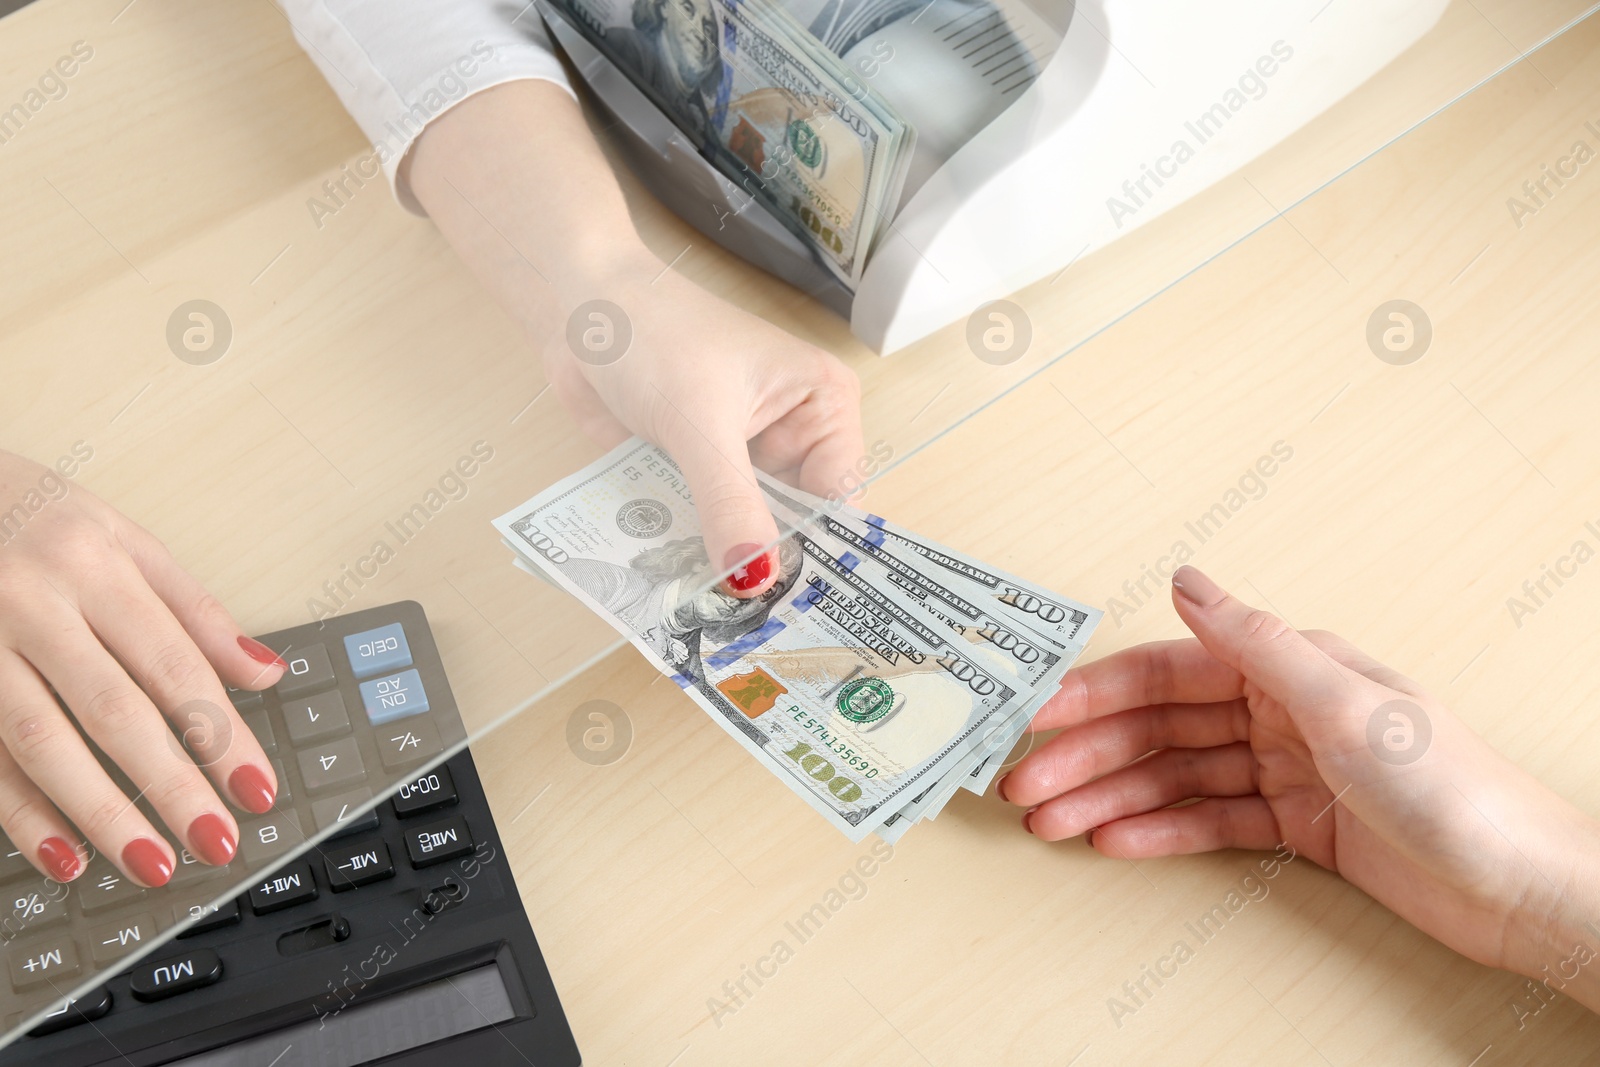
[996,774,1012,803]
[1085,828,1097,849]
[238,636,287,669]
[39,837,80,882]
[723,544,774,593]
[1022,805,1038,835]
[187,813,237,866]
[122,838,174,887]
[229,764,276,814]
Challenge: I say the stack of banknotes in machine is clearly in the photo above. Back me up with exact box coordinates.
[493,439,1101,843]
[537,0,915,288]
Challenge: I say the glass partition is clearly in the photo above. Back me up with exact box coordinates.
[0,0,1594,1047]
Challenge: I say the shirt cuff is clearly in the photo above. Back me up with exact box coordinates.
[286,3,576,216]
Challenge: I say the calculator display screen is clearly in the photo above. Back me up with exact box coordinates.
[169,963,516,1066]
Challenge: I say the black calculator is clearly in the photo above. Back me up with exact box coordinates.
[0,602,581,1066]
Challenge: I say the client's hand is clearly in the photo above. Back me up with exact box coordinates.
[542,266,864,597]
[0,451,282,887]
[999,565,1600,1005]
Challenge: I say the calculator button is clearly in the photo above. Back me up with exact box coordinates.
[358,669,431,724]
[249,862,318,914]
[89,912,158,964]
[26,986,111,1036]
[242,708,277,755]
[276,645,336,698]
[169,848,228,889]
[344,623,413,678]
[0,845,35,884]
[392,765,457,817]
[311,788,380,838]
[78,858,147,915]
[404,814,474,867]
[175,898,241,938]
[377,716,443,771]
[324,841,395,891]
[282,689,351,746]
[9,934,79,991]
[224,685,263,711]
[358,668,432,726]
[239,811,307,867]
[297,737,367,795]
[128,947,222,1001]
[9,879,68,932]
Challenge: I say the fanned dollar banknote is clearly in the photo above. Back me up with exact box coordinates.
[494,439,1100,841]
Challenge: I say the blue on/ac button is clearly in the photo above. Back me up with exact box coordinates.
[344,624,412,679]
[359,669,430,725]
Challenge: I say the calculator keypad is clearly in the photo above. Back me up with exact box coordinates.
[2,605,475,1036]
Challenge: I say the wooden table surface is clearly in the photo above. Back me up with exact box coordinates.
[4,1,1600,1063]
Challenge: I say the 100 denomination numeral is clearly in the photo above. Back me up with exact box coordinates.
[781,742,865,802]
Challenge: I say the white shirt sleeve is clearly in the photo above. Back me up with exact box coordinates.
[280,0,575,214]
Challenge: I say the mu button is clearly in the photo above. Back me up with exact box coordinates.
[129,948,222,1002]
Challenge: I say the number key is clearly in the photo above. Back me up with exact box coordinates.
[392,765,457,817]
[297,736,367,795]
[282,689,351,747]
[276,644,336,699]
[239,811,307,867]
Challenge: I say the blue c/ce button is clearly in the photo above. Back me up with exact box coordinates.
[359,669,430,725]
[344,624,412,679]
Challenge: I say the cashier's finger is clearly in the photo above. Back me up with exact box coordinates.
[1028,639,1245,733]
[1087,796,1281,858]
[751,378,868,506]
[116,521,287,691]
[0,671,86,883]
[659,418,783,599]
[82,564,276,815]
[0,649,176,888]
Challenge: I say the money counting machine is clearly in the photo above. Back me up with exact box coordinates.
[541,0,1451,353]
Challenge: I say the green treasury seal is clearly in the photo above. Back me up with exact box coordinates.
[836,677,894,724]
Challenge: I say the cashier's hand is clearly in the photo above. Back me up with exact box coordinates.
[0,450,282,888]
[543,266,864,597]
[999,565,1600,987]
